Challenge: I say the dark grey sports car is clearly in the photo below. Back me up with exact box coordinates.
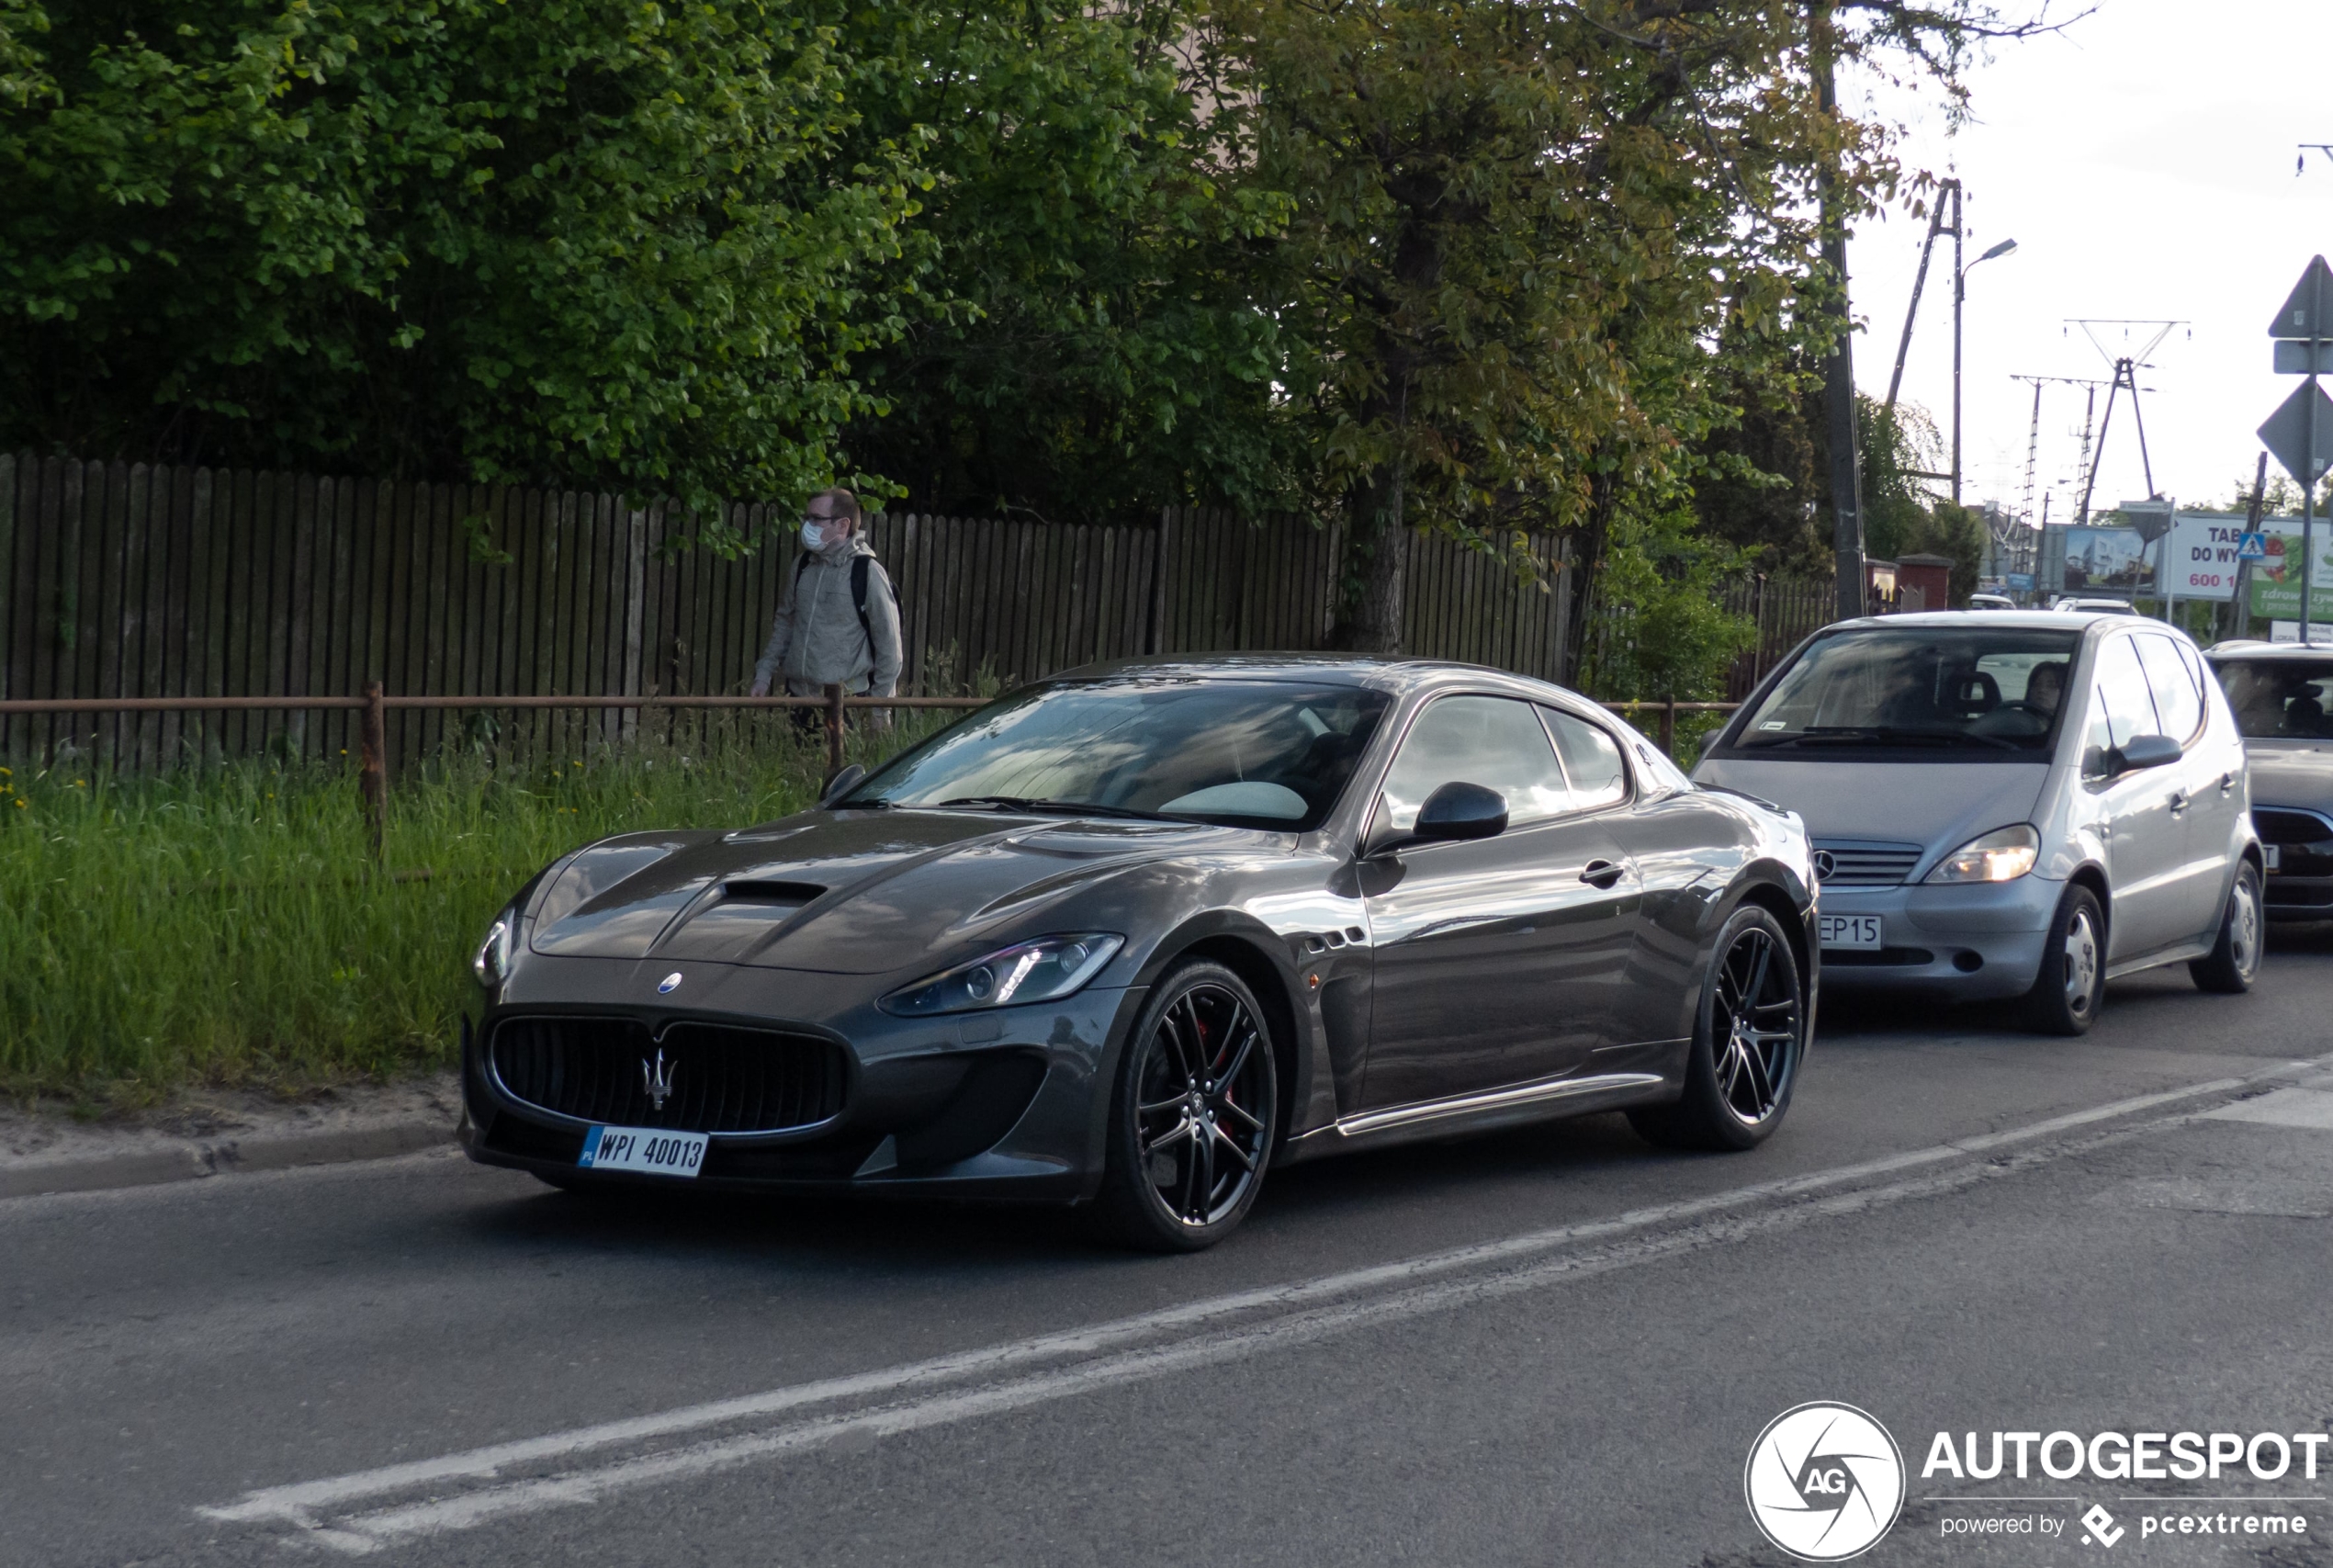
[461,655,1820,1249]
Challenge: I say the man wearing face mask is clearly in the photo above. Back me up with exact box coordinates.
[749,489,903,729]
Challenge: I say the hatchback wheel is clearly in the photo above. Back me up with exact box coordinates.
[1629,905,1804,1152]
[2026,885,2105,1035]
[1094,961,1277,1252]
[2190,861,2265,994]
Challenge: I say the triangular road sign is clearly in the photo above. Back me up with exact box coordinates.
[2271,255,2333,339]
[2259,380,2333,483]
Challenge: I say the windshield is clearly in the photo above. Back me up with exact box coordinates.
[2211,657,2333,740]
[1724,626,2082,759]
[842,680,1392,830]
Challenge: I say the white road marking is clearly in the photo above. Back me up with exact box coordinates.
[197,1058,2326,1554]
[2203,1087,2333,1130]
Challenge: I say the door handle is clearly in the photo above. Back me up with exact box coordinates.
[1580,859,1626,890]
[2221,772,2237,796]
[2168,790,2190,816]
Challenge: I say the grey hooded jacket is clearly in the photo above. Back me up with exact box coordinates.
[752,536,903,696]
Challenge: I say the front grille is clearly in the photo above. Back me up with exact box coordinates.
[2256,808,2333,881]
[489,1017,848,1134]
[1814,840,1925,888]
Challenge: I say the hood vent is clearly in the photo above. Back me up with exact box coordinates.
[721,879,827,906]
[653,880,828,961]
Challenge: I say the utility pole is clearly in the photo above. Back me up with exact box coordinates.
[1885,181,1955,413]
[1815,2,1865,621]
[2068,319,2185,521]
[2011,375,2105,531]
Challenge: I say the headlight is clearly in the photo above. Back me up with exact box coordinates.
[879,933,1124,1016]
[473,916,515,987]
[1924,824,2040,885]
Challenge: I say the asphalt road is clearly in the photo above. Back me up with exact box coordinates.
[10,932,2333,1568]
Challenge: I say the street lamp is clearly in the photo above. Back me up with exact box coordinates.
[1955,236,2019,506]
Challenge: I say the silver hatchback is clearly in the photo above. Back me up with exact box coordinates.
[1695,612,2264,1032]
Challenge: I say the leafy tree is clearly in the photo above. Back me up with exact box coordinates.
[0,0,925,536]
[830,0,1299,525]
[1196,0,2023,652]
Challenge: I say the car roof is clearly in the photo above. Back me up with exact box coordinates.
[1819,610,2114,632]
[2205,639,2333,660]
[1045,650,1573,701]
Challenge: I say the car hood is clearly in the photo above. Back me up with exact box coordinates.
[524,810,1256,973]
[2245,739,2333,811]
[1692,758,2048,859]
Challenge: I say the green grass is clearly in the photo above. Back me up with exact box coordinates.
[0,712,960,1105]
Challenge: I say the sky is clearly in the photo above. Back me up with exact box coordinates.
[1843,0,2333,526]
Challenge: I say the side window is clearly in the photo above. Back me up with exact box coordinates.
[1377,695,1572,834]
[1542,708,1630,809]
[2084,637,2161,773]
[2133,635,2203,743]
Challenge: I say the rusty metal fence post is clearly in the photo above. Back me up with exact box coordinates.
[358,682,389,861]
[823,682,846,778]
[1658,697,1677,759]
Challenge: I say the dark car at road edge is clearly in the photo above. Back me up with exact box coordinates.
[460,655,1820,1249]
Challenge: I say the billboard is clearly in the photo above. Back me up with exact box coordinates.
[2162,511,2249,601]
[2248,521,2333,620]
[2057,526,2156,593]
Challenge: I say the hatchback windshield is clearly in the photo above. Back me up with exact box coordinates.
[842,680,1391,829]
[1723,626,2083,758]
[2211,657,2333,740]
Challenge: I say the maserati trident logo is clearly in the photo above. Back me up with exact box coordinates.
[1813,850,1837,882]
[657,971,683,994]
[641,1049,676,1111]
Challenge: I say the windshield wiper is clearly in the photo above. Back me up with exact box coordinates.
[828,797,894,810]
[936,795,1178,821]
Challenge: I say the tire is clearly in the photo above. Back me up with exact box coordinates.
[1628,905,1805,1152]
[1092,961,1278,1253]
[2190,861,2265,994]
[2024,884,2105,1035]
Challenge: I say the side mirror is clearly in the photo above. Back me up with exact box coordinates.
[819,762,867,807]
[2112,734,2181,775]
[1413,781,1509,843]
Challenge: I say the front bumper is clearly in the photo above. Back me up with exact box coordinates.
[2264,874,2333,921]
[1815,874,2062,1001]
[460,954,1144,1202]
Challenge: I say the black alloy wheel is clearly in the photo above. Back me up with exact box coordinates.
[1096,961,1278,1252]
[1629,905,1805,1152]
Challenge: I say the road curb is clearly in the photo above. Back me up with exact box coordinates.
[0,1117,456,1200]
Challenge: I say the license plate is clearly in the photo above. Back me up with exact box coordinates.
[578,1125,707,1179]
[1819,913,1883,951]
[2264,844,2282,873]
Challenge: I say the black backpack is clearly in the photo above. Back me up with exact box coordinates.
[794,549,894,650]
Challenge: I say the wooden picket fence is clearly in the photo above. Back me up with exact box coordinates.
[0,450,1828,768]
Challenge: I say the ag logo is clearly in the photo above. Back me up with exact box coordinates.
[1744,1402,1905,1562]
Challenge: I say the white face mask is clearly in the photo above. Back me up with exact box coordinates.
[801,520,828,551]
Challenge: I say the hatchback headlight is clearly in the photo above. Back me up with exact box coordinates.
[1924,824,2040,885]
[473,915,515,987]
[879,933,1124,1016]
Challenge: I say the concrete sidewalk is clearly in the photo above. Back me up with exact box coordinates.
[0,1074,458,1199]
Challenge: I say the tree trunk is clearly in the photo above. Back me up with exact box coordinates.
[1561,456,1620,687]
[1335,464,1409,653]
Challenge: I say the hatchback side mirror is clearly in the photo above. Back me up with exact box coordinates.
[2110,734,2181,775]
[1413,781,1509,842]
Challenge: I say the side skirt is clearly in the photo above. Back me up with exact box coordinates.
[1276,1066,1676,1166]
